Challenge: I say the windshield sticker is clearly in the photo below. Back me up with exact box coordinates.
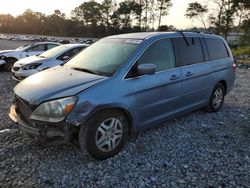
[125,39,142,44]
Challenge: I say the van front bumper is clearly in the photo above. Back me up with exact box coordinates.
[9,104,71,139]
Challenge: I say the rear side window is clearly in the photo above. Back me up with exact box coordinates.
[57,47,84,60]
[205,38,229,60]
[26,44,46,52]
[47,44,58,50]
[174,37,204,66]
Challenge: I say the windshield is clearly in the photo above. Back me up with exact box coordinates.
[39,45,68,58]
[65,38,140,76]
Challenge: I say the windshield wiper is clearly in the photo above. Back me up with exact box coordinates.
[71,67,99,75]
[71,67,111,77]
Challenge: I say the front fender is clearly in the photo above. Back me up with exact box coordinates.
[1,52,20,59]
[67,102,135,130]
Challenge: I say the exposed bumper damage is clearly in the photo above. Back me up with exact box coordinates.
[9,104,77,141]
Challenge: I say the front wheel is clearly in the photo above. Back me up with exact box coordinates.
[79,110,129,160]
[205,83,225,112]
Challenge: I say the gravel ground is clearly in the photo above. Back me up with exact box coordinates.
[0,68,249,188]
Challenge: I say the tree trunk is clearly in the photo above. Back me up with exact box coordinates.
[145,0,148,29]
[199,14,207,30]
[158,3,163,28]
[236,9,243,41]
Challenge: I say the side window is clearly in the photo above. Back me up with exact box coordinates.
[205,38,229,60]
[47,44,58,50]
[138,39,175,72]
[174,37,204,66]
[26,44,46,52]
[57,47,84,60]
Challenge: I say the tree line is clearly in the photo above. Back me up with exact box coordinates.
[185,0,249,43]
[0,0,249,42]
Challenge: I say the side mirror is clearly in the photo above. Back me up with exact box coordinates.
[138,64,156,75]
[62,56,70,61]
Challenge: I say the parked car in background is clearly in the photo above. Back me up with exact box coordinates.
[9,31,236,160]
[59,39,70,44]
[12,44,89,81]
[0,42,60,71]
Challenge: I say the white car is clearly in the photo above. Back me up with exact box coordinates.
[0,42,60,71]
[12,44,89,81]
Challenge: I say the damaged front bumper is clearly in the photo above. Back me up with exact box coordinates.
[9,104,76,141]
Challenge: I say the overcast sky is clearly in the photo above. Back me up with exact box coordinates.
[0,0,215,29]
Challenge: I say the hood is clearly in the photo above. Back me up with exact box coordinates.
[0,49,14,55]
[14,55,48,67]
[14,66,108,105]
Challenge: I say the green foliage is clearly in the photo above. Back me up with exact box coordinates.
[239,34,250,47]
[231,46,250,56]
[185,2,208,29]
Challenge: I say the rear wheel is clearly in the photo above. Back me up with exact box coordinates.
[79,110,129,160]
[3,57,17,71]
[205,83,225,112]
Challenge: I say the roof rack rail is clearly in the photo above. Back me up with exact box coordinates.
[177,30,214,35]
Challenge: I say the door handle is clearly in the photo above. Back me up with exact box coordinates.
[26,55,29,57]
[185,72,193,77]
[170,75,180,80]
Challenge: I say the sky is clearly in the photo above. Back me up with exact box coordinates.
[0,0,215,29]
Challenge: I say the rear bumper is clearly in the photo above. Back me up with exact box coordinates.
[9,104,68,139]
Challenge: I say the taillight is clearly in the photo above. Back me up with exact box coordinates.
[232,63,237,72]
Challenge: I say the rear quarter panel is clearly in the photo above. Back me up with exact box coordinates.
[211,57,235,94]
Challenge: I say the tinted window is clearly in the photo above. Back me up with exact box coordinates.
[47,44,58,50]
[138,39,175,72]
[205,38,229,60]
[26,44,46,52]
[174,37,204,65]
[58,47,84,60]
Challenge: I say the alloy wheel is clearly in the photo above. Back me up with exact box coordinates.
[95,117,123,152]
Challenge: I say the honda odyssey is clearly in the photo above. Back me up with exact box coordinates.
[9,31,236,160]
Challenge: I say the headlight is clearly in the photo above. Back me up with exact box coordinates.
[21,63,42,70]
[30,97,77,122]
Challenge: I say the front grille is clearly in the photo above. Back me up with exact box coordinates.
[15,96,36,124]
[12,67,20,71]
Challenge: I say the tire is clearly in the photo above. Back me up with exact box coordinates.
[205,83,225,112]
[79,110,129,160]
[3,57,17,71]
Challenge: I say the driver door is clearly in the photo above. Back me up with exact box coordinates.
[125,38,182,129]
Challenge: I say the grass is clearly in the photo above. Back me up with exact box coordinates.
[231,46,250,65]
[231,46,250,57]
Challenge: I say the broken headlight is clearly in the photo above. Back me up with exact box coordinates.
[30,97,77,122]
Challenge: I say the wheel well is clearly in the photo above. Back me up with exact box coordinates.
[90,107,133,131]
[4,57,18,62]
[219,80,227,93]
